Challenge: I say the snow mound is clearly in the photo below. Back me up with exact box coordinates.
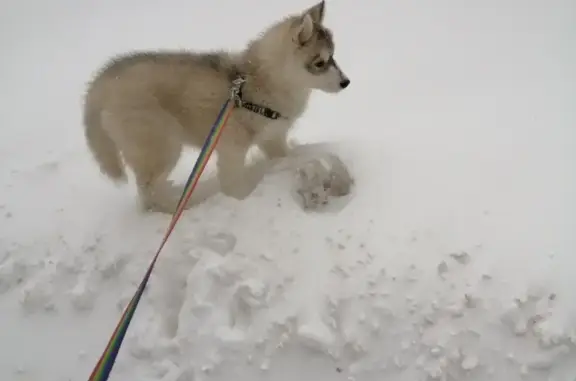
[292,152,354,211]
[2,141,575,381]
[1,0,575,380]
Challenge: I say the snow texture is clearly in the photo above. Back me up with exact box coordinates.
[1,0,575,380]
[293,152,354,211]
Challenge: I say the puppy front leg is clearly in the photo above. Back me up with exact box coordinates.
[257,130,290,159]
[216,145,264,200]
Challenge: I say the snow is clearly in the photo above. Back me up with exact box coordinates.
[1,0,575,380]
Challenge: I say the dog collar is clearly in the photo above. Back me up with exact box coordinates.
[232,78,282,120]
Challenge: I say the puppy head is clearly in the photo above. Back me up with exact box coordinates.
[248,1,350,93]
[290,1,350,93]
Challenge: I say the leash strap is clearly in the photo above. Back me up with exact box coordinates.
[88,95,237,381]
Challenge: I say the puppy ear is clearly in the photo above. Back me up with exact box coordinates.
[294,13,315,45]
[303,1,326,25]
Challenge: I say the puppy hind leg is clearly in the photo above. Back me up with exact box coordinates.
[114,111,187,214]
[135,170,181,214]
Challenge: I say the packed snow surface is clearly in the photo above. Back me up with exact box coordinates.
[1,0,575,380]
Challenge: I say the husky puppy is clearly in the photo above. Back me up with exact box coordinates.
[83,1,350,213]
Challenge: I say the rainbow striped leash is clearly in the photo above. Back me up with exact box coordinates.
[87,77,245,381]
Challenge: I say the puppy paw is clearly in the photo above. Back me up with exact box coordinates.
[220,167,265,200]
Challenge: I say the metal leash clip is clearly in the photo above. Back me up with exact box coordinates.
[230,76,246,106]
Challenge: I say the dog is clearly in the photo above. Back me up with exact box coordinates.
[83,0,350,213]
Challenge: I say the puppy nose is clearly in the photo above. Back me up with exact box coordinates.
[339,79,350,89]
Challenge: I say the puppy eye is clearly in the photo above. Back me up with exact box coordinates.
[314,61,326,68]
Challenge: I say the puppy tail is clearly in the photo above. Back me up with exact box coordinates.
[83,97,127,183]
